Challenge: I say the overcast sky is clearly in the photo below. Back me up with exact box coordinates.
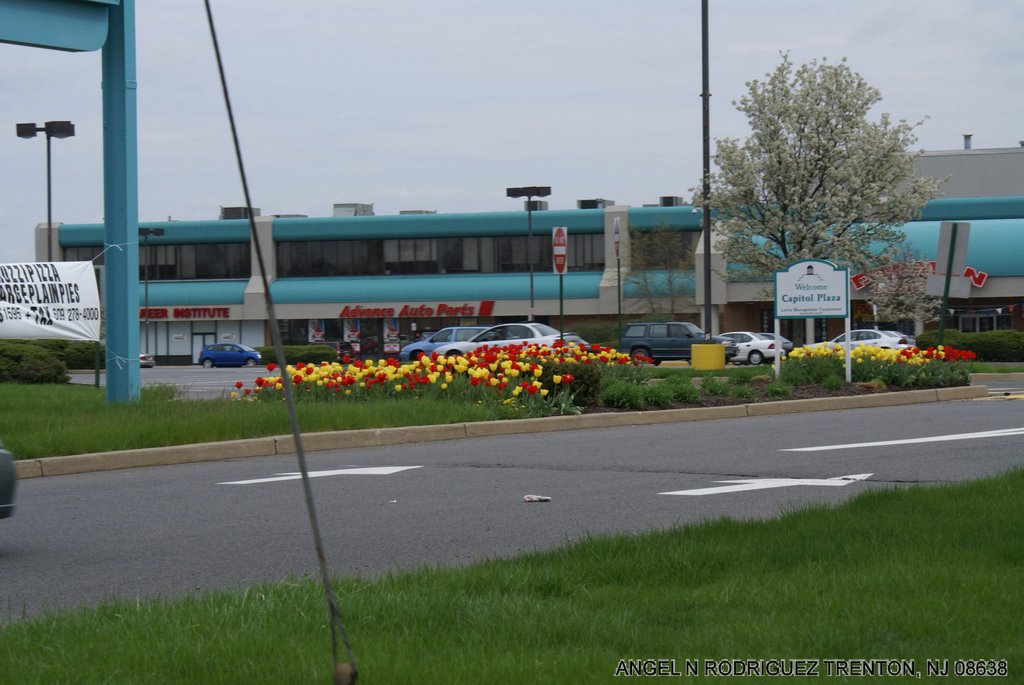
[1,1,1021,263]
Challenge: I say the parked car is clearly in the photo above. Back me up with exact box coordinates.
[0,443,15,520]
[817,329,915,351]
[619,321,738,365]
[198,343,262,368]
[433,322,586,357]
[398,326,489,361]
[719,331,790,365]
[139,353,156,368]
[882,330,917,347]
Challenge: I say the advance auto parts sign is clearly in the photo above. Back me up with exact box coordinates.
[0,262,101,341]
[775,259,849,319]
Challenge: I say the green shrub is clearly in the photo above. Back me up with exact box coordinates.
[915,329,965,350]
[10,347,68,383]
[256,345,339,365]
[728,384,755,400]
[780,354,843,386]
[664,377,700,403]
[64,341,105,370]
[572,320,620,347]
[641,382,676,408]
[600,380,646,410]
[822,374,845,390]
[534,360,602,408]
[0,341,62,382]
[916,329,1024,362]
[963,330,1024,362]
[698,376,728,396]
[766,382,793,398]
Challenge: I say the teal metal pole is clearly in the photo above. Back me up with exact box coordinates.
[101,0,140,402]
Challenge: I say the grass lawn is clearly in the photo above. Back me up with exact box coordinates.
[0,384,503,459]
[1,470,1020,683]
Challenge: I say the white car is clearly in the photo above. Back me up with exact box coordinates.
[432,322,586,357]
[718,331,788,365]
[819,329,915,351]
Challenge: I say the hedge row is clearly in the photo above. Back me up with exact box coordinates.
[254,345,340,365]
[915,329,1024,362]
[0,341,70,383]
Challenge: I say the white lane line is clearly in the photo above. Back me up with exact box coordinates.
[660,473,873,496]
[781,427,1024,452]
[219,465,422,485]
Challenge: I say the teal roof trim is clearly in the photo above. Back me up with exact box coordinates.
[898,219,1024,277]
[274,208,606,240]
[919,196,1024,221]
[270,273,602,303]
[273,209,604,241]
[136,280,246,306]
[623,270,696,298]
[60,220,251,247]
[627,206,703,231]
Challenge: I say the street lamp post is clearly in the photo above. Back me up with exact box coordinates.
[139,228,165,355]
[16,121,76,262]
[700,0,713,339]
[614,217,622,342]
[506,186,551,321]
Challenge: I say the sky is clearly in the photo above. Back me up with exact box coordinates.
[1,0,1022,263]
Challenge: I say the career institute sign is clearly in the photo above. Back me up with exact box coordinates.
[775,260,849,319]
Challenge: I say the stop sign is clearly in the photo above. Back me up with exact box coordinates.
[552,226,568,275]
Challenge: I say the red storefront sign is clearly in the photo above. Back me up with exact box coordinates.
[338,300,496,319]
[138,307,231,319]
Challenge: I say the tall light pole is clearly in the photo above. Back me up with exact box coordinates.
[700,0,713,338]
[614,216,623,342]
[17,121,76,262]
[139,227,165,355]
[506,186,551,321]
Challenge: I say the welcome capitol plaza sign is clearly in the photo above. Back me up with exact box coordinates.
[775,260,849,319]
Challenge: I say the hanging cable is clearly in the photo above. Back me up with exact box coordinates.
[202,3,356,683]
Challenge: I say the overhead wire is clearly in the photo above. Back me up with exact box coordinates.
[202,2,357,681]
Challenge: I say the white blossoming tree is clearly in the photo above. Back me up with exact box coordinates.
[704,54,942,279]
[864,246,941,324]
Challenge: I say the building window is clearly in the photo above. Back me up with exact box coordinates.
[957,312,1014,332]
[63,246,104,265]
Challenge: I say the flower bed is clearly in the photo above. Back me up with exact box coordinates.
[233,341,631,417]
[783,344,975,388]
[230,342,975,414]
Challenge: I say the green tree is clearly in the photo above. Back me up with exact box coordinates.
[704,53,941,278]
[627,225,695,315]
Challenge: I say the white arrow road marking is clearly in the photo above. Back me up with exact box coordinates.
[781,427,1024,452]
[660,473,873,497]
[219,465,422,485]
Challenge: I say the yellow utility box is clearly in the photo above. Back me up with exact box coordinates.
[691,343,726,370]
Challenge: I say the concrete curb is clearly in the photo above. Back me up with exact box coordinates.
[970,372,1024,382]
[13,385,989,480]
[14,382,991,479]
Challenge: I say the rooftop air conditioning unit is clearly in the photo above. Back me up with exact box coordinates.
[220,206,260,220]
[577,198,613,209]
[333,203,375,217]
[659,196,685,207]
[525,200,549,211]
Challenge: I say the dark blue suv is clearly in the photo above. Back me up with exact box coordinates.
[619,321,737,365]
[199,343,261,368]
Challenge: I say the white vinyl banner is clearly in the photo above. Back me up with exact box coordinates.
[0,262,102,341]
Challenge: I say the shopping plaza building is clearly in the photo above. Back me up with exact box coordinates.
[39,144,1024,364]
